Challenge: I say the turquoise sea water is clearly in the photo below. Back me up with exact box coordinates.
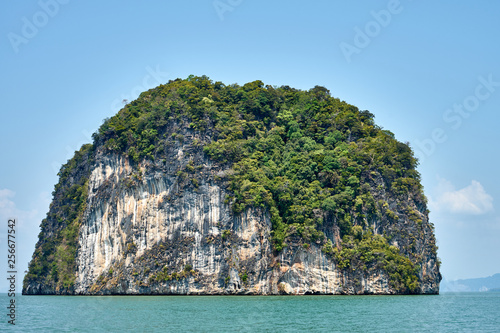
[1,293,499,332]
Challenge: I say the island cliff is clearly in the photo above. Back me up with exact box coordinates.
[23,76,441,295]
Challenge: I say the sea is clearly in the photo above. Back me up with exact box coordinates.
[1,292,499,332]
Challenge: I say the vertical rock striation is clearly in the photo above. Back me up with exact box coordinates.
[23,77,441,295]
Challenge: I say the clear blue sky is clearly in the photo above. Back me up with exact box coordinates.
[1,0,499,292]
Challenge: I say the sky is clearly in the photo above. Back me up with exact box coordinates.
[1,0,499,292]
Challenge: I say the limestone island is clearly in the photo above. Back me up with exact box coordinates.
[23,76,441,295]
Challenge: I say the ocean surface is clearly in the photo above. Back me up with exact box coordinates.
[2,292,499,332]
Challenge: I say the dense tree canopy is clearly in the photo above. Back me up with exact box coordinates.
[93,75,430,292]
[27,75,434,294]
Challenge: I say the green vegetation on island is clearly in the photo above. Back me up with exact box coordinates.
[24,144,94,292]
[25,75,438,294]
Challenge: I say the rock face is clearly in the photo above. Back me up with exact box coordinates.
[73,135,376,295]
[71,149,395,295]
[23,77,441,295]
[75,150,382,294]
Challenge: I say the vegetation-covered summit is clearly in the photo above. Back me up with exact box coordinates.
[93,75,436,292]
[25,75,439,294]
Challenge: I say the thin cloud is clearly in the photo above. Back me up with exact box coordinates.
[0,189,16,214]
[431,178,493,215]
[0,188,39,224]
[0,189,50,292]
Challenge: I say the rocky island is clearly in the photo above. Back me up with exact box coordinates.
[23,76,441,295]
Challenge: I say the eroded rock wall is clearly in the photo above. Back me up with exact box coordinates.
[73,147,411,295]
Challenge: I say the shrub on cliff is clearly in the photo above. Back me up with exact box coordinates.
[25,75,437,294]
